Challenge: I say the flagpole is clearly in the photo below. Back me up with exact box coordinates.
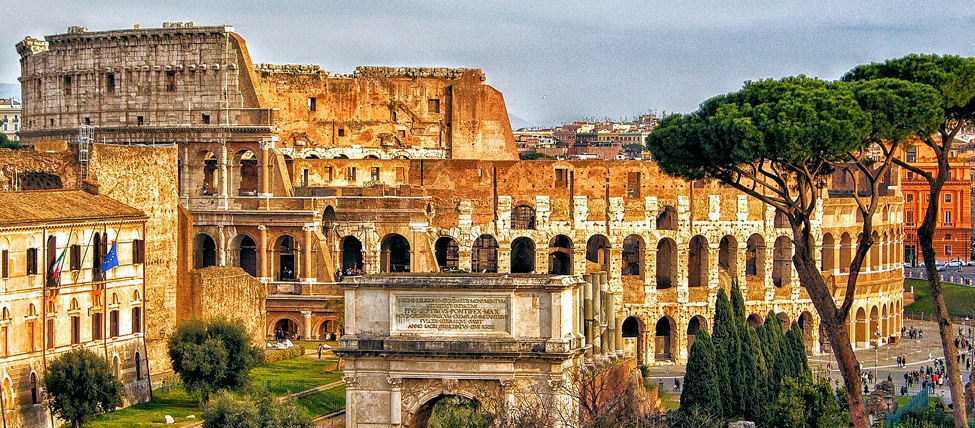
[52,226,73,287]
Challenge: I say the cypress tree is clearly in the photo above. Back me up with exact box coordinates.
[743,327,770,423]
[763,311,791,398]
[786,322,810,378]
[680,330,722,417]
[730,281,746,326]
[712,288,741,418]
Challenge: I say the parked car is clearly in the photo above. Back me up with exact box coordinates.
[936,263,947,271]
[949,259,963,268]
[967,260,975,266]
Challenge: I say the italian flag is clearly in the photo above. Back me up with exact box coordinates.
[50,244,67,283]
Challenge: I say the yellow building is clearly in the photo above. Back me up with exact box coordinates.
[0,190,150,428]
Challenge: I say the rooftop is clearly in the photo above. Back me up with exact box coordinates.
[0,190,146,227]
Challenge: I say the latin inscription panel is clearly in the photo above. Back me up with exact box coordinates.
[393,295,509,333]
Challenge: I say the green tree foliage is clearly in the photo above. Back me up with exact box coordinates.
[202,389,313,428]
[730,281,746,323]
[44,347,124,428]
[711,289,741,418]
[680,330,722,417]
[786,322,810,378]
[168,317,262,402]
[0,133,17,149]
[742,327,771,422]
[428,396,493,428]
[768,377,848,428]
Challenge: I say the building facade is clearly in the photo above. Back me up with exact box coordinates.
[0,190,150,428]
[0,98,20,142]
[14,23,904,372]
[901,143,972,264]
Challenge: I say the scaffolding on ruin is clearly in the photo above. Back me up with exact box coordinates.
[77,125,93,186]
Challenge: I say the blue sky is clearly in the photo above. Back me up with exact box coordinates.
[4,1,974,126]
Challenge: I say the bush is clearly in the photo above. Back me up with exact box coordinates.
[168,317,263,402]
[202,389,312,428]
[45,348,125,428]
[263,346,306,364]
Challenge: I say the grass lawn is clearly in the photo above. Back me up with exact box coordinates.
[894,395,943,408]
[904,279,975,318]
[86,387,200,428]
[250,357,342,395]
[295,385,346,416]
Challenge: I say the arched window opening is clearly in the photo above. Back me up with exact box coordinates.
[548,235,572,275]
[687,236,708,287]
[777,312,791,331]
[472,235,498,273]
[656,239,676,289]
[510,205,536,230]
[305,153,320,159]
[821,233,835,272]
[435,237,459,271]
[747,314,763,328]
[341,236,364,273]
[135,352,143,380]
[622,234,644,277]
[869,306,880,343]
[234,150,259,196]
[275,235,297,281]
[201,151,218,196]
[322,206,336,234]
[193,233,217,269]
[686,315,707,351]
[774,210,789,228]
[772,236,792,287]
[718,236,738,278]
[855,307,867,346]
[585,235,610,273]
[798,311,815,351]
[745,234,765,277]
[510,238,536,273]
[273,318,299,341]
[839,233,853,273]
[237,235,257,277]
[654,317,675,361]
[870,231,881,270]
[621,316,642,361]
[656,206,677,230]
[380,234,411,273]
[30,372,39,404]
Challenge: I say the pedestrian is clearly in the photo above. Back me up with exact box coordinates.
[317,344,322,360]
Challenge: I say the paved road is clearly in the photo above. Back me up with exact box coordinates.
[905,265,975,288]
[645,319,975,404]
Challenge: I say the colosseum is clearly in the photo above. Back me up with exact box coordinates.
[14,23,904,369]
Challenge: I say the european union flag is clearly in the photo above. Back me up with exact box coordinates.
[100,241,119,273]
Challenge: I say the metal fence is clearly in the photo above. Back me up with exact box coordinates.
[883,385,928,426]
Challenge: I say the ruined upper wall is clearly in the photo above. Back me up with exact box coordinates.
[253,63,517,160]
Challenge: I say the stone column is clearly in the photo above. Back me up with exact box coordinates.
[217,225,227,267]
[218,142,229,209]
[388,377,402,426]
[343,376,359,427]
[301,311,312,340]
[584,274,593,358]
[258,225,269,281]
[259,138,273,197]
[614,305,623,355]
[302,225,315,282]
[458,247,472,272]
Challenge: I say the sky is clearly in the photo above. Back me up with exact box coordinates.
[4,1,975,126]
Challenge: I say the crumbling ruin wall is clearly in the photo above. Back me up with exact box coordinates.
[87,144,180,373]
[448,84,518,160]
[185,266,267,345]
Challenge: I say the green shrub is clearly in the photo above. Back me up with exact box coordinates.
[263,346,306,364]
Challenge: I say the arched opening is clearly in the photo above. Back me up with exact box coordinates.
[869,306,880,344]
[135,352,142,380]
[870,231,881,270]
[193,233,217,269]
[341,236,363,273]
[798,311,814,352]
[510,237,535,273]
[881,304,889,339]
[318,320,334,339]
[434,237,459,271]
[839,233,852,273]
[380,234,411,273]
[472,234,499,273]
[622,234,644,277]
[510,205,536,230]
[747,314,763,328]
[654,317,675,361]
[364,154,379,159]
[656,205,677,230]
[821,233,835,272]
[718,235,738,279]
[233,150,259,196]
[688,235,708,287]
[322,206,336,234]
[745,234,765,278]
[273,318,299,341]
[881,232,890,269]
[656,238,676,289]
[231,235,257,277]
[585,235,610,273]
[200,151,218,196]
[621,316,642,362]
[275,235,297,280]
[332,154,349,159]
[548,235,572,275]
[855,307,867,346]
[413,395,487,428]
[305,153,320,159]
[686,315,707,352]
[772,236,792,287]
[30,372,38,404]
[777,312,791,331]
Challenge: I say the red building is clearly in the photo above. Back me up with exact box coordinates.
[901,142,972,264]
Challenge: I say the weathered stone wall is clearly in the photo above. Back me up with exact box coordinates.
[87,144,180,373]
[185,266,267,344]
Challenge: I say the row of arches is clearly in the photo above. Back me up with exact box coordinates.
[821,231,902,273]
[622,310,817,364]
[851,301,904,347]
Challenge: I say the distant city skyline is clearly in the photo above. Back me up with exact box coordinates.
[4,1,974,126]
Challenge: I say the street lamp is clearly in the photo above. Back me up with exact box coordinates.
[874,330,882,383]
